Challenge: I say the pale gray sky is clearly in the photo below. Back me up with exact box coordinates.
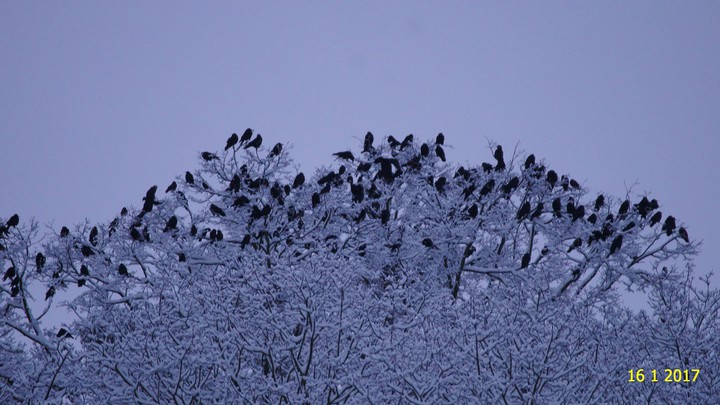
[2,2,718,283]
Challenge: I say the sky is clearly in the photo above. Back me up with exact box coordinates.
[1,2,719,291]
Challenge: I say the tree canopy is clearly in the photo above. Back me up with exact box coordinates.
[1,130,718,403]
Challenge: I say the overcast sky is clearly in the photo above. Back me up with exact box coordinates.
[2,2,719,287]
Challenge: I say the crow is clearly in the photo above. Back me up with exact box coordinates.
[387,136,401,148]
[6,214,19,228]
[546,170,558,187]
[312,193,320,208]
[436,133,445,145]
[80,265,89,276]
[57,328,72,338]
[649,211,662,227]
[239,128,253,145]
[594,194,605,211]
[268,143,283,158]
[587,213,597,224]
[422,238,434,248]
[420,143,430,157]
[567,237,582,253]
[3,266,14,281]
[678,227,689,243]
[516,201,531,221]
[333,151,355,161]
[210,204,226,217]
[293,172,305,188]
[185,171,195,184]
[494,145,505,171]
[89,226,98,246]
[560,176,570,191]
[524,154,535,169]
[622,221,636,232]
[435,145,446,162]
[479,179,495,196]
[45,286,55,300]
[121,207,128,216]
[363,131,374,153]
[118,264,129,276]
[351,184,364,203]
[232,195,250,208]
[400,134,413,149]
[662,216,676,236]
[142,185,157,213]
[60,226,70,237]
[435,176,447,193]
[569,179,580,189]
[530,202,544,219]
[462,184,476,200]
[130,227,142,241]
[608,235,623,256]
[36,253,45,272]
[572,205,585,222]
[201,152,218,161]
[164,216,177,232]
[244,134,263,149]
[481,162,494,173]
[521,252,531,269]
[381,209,390,225]
[190,224,198,236]
[225,133,239,150]
[166,181,177,193]
[618,200,630,216]
[178,253,186,262]
[468,204,478,218]
[552,198,562,217]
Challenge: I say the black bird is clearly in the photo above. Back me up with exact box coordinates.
[210,204,226,217]
[244,134,263,149]
[333,151,355,161]
[479,179,495,196]
[401,134,414,149]
[225,133,239,150]
[351,184,364,203]
[240,234,251,248]
[530,203,544,219]
[649,211,662,227]
[462,184,476,200]
[524,154,535,169]
[312,193,320,208]
[678,227,689,243]
[481,162,494,173]
[420,143,430,157]
[594,195,605,211]
[618,200,630,216]
[608,235,623,256]
[185,171,195,184]
[501,177,520,193]
[468,204,478,218]
[546,170,558,187]
[560,176,570,191]
[567,237,582,253]
[293,172,305,188]
[232,195,250,208]
[422,238,434,248]
[435,145,446,162]
[552,198,562,217]
[566,199,576,215]
[436,133,445,145]
[569,179,580,189]
[201,152,218,161]
[494,146,505,171]
[6,214,19,228]
[355,162,370,172]
[521,252,531,269]
[89,226,98,246]
[587,213,597,224]
[572,205,585,222]
[36,253,45,272]
[130,227,142,241]
[387,136,401,148]
[516,201,531,221]
[118,264,129,276]
[239,128,253,145]
[435,176,447,193]
[45,286,55,300]
[190,224,198,236]
[60,226,70,237]
[142,185,157,213]
[57,328,72,339]
[80,265,89,276]
[268,143,283,158]
[381,209,390,225]
[166,181,177,193]
[3,266,14,281]
[363,131,374,153]
[121,207,128,216]
[178,253,186,262]
[662,216,676,236]
[164,216,178,232]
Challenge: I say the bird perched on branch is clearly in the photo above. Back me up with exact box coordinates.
[239,128,253,145]
[363,132,374,153]
[244,134,262,149]
[494,145,505,171]
[268,143,283,158]
[225,133,239,150]
[333,151,355,161]
[201,152,218,161]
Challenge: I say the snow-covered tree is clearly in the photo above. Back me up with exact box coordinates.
[1,130,717,403]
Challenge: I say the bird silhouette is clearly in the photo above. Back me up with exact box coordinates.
[517,201,531,221]
[166,181,177,193]
[521,252,531,268]
[422,238,434,248]
[468,204,478,218]
[567,237,582,253]
[201,152,218,161]
[494,146,505,171]
[239,128,253,145]
[387,136,401,148]
[210,204,226,217]
[546,170,558,187]
[678,227,689,242]
[45,286,55,300]
[89,226,98,246]
[268,143,283,158]
[649,211,662,227]
[435,145,446,162]
[60,226,70,237]
[618,200,630,216]
[594,195,605,211]
[164,216,178,232]
[481,163,494,173]
[435,133,445,145]
[333,151,355,161]
[531,203,544,219]
[6,214,19,228]
[244,134,262,149]
[435,176,447,193]
[524,154,535,169]
[662,216,676,236]
[293,172,305,188]
[185,171,194,184]
[363,132,374,153]
[118,264,129,276]
[36,253,45,272]
[312,193,320,208]
[225,133,239,150]
[400,134,413,149]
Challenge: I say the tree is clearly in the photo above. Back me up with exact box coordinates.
[1,131,717,403]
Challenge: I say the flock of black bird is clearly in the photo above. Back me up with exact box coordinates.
[1,129,694,329]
